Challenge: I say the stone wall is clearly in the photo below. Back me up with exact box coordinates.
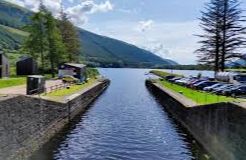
[0,79,110,160]
[146,80,246,160]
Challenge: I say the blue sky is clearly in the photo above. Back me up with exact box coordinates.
[9,0,246,64]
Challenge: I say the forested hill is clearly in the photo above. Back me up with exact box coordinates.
[0,0,178,68]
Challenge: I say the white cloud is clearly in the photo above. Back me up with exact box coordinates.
[7,0,25,7]
[7,0,113,27]
[66,0,113,27]
[7,0,61,16]
[138,20,154,32]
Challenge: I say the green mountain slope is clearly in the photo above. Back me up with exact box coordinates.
[0,0,178,68]
[0,24,28,49]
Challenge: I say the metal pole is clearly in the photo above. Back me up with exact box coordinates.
[67,98,71,122]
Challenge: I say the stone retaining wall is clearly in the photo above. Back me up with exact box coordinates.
[146,80,246,160]
[0,79,110,160]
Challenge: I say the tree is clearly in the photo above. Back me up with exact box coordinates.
[196,0,246,72]
[24,1,67,76]
[220,0,246,71]
[196,0,222,72]
[24,3,48,73]
[59,10,81,63]
[46,12,66,78]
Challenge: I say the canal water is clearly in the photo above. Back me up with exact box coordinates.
[31,68,210,160]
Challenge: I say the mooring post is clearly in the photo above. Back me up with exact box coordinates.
[67,98,71,122]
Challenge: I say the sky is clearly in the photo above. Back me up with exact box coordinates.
[7,0,246,64]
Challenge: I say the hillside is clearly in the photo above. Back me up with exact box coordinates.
[227,54,246,67]
[0,0,178,68]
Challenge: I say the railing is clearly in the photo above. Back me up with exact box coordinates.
[44,83,73,95]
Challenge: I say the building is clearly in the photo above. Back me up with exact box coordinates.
[58,63,87,82]
[16,56,38,75]
[0,50,10,78]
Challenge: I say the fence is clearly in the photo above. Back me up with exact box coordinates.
[44,83,73,95]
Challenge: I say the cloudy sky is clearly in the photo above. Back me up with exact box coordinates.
[8,0,246,64]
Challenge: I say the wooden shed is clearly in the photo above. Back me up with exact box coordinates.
[16,56,38,75]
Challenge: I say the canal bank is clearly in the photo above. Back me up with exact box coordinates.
[31,68,211,160]
[146,79,246,160]
[0,79,110,160]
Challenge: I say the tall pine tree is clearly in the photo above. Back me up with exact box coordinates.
[196,0,222,72]
[46,12,66,78]
[24,1,67,76]
[196,0,246,72]
[24,1,48,73]
[59,6,81,63]
[220,0,246,71]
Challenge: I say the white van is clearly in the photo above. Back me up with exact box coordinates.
[215,72,246,84]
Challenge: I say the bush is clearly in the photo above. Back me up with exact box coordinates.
[86,68,99,79]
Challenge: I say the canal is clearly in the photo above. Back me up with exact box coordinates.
[31,68,210,160]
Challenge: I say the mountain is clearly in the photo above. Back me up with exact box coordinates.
[226,54,246,67]
[0,0,178,68]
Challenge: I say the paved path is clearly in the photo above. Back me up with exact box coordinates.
[0,80,63,95]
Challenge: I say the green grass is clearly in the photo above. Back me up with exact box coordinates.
[0,77,26,89]
[225,68,246,73]
[150,70,183,78]
[45,79,97,97]
[158,79,236,105]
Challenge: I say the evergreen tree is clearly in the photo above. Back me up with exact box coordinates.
[46,12,66,78]
[24,1,67,76]
[196,0,246,72]
[59,9,81,63]
[220,0,246,71]
[196,0,222,72]
[24,2,48,73]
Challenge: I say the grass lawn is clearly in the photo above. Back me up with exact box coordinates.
[225,68,246,73]
[0,77,26,89]
[158,79,237,105]
[45,79,97,97]
[150,70,182,77]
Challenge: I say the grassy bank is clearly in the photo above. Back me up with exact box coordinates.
[150,70,182,77]
[150,70,237,105]
[45,79,97,98]
[0,77,26,89]
[158,80,235,105]
[225,69,246,73]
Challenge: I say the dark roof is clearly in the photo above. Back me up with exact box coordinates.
[17,56,33,62]
[28,75,44,78]
[64,63,86,69]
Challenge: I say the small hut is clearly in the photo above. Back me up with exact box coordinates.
[16,56,38,75]
[0,50,10,78]
[58,63,87,82]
